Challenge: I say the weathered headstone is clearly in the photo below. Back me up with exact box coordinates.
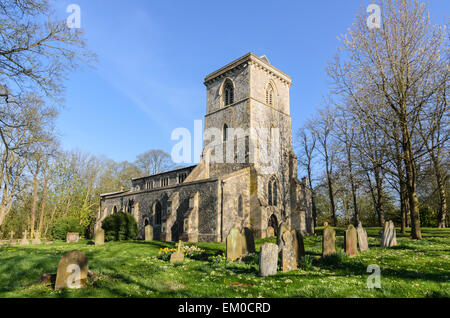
[241,227,255,254]
[144,225,154,241]
[322,224,336,257]
[94,229,104,246]
[170,240,185,263]
[277,222,289,247]
[55,250,88,290]
[356,222,369,251]
[32,231,41,245]
[266,226,275,237]
[226,227,243,261]
[259,243,278,277]
[66,232,80,243]
[20,230,30,245]
[381,221,397,247]
[281,231,297,272]
[344,225,358,257]
[9,231,14,240]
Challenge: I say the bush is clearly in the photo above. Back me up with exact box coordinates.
[299,255,315,270]
[208,254,228,265]
[184,245,207,260]
[101,212,138,241]
[50,217,84,240]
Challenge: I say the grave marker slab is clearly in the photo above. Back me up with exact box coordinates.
[259,243,278,277]
[55,250,88,290]
[356,222,369,251]
[66,232,80,243]
[322,225,336,256]
[344,225,358,257]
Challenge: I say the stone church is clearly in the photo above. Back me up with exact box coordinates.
[96,53,314,242]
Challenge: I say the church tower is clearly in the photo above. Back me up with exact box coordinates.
[203,53,307,237]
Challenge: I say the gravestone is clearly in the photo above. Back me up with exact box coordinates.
[266,226,275,237]
[344,225,358,257]
[356,222,369,251]
[9,231,14,240]
[322,224,336,256]
[241,227,255,255]
[32,232,41,245]
[170,240,185,263]
[295,230,306,259]
[259,243,278,277]
[277,222,289,248]
[20,230,30,245]
[144,225,154,241]
[94,229,104,246]
[281,230,297,272]
[381,221,397,247]
[226,227,243,261]
[66,232,80,243]
[55,250,88,290]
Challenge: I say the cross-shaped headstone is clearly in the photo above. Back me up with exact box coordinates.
[9,231,14,239]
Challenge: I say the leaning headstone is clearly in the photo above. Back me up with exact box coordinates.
[259,243,278,277]
[381,221,397,247]
[144,225,154,241]
[241,227,255,254]
[281,231,297,272]
[344,225,358,257]
[322,224,336,257]
[55,250,88,290]
[266,226,275,237]
[356,222,369,251]
[20,230,30,245]
[226,227,243,261]
[66,232,80,243]
[170,240,185,263]
[32,232,41,245]
[94,229,104,246]
[277,222,289,247]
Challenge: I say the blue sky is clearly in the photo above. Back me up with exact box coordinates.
[53,0,449,163]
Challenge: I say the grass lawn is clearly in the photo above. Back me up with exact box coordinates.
[0,227,449,298]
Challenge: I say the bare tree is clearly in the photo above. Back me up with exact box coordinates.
[326,0,447,239]
[135,149,174,176]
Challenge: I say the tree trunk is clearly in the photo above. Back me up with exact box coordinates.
[38,167,49,234]
[30,167,39,237]
[402,120,422,239]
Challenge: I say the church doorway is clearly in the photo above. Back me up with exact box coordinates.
[268,214,278,236]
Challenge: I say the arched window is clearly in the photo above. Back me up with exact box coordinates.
[268,180,272,206]
[266,84,274,105]
[155,201,162,225]
[113,206,117,214]
[237,195,243,217]
[224,81,234,106]
[223,124,228,142]
[268,177,278,206]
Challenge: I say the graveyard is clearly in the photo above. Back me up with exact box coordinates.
[0,227,448,298]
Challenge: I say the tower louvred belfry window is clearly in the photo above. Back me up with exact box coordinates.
[266,84,273,105]
[224,81,234,105]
